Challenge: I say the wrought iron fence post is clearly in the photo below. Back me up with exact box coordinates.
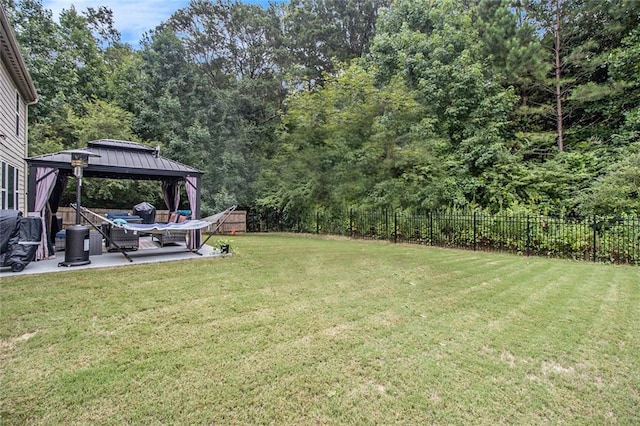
[429,211,433,246]
[394,211,398,244]
[349,208,353,238]
[316,211,319,234]
[526,215,530,257]
[473,211,477,251]
[593,213,597,262]
[385,209,389,240]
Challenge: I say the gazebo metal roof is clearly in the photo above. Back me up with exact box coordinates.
[26,139,204,180]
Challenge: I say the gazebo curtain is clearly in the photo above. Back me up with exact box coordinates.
[49,175,68,215]
[185,176,199,249]
[161,181,180,212]
[47,174,68,240]
[161,177,200,249]
[31,167,58,260]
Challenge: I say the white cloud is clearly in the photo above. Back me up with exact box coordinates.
[42,0,190,45]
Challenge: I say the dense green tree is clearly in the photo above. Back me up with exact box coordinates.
[136,28,198,143]
[4,0,126,157]
[69,99,137,142]
[57,6,111,105]
[136,25,268,213]
[522,0,640,151]
[476,0,543,88]
[167,0,284,88]
[372,0,502,143]
[5,0,639,215]
[574,143,640,215]
[37,98,164,209]
[602,27,640,148]
[260,62,451,214]
[563,0,640,146]
[3,0,76,121]
[282,0,389,88]
[370,0,523,210]
[103,44,144,114]
[475,1,548,152]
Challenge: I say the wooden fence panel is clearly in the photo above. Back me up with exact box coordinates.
[217,211,246,233]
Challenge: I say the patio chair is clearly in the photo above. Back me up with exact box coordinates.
[152,210,191,247]
[102,212,143,251]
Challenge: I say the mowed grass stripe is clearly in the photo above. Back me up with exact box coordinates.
[1,234,638,424]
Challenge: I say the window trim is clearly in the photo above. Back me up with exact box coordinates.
[16,92,21,136]
[1,161,19,210]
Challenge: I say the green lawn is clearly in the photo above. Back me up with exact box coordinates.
[1,234,639,424]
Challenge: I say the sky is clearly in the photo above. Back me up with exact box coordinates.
[42,0,270,47]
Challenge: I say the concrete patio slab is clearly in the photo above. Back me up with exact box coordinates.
[0,237,221,277]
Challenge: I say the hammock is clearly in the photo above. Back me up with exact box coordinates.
[73,205,237,261]
[78,206,235,235]
[119,206,238,249]
[117,219,212,233]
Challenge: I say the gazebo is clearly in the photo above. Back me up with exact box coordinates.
[26,139,204,259]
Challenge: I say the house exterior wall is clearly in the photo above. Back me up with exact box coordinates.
[1,4,37,212]
[1,57,28,211]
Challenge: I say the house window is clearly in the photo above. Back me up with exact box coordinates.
[1,162,19,210]
[16,92,20,136]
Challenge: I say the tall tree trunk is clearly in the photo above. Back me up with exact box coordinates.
[554,0,564,152]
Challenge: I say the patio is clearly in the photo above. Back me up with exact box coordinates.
[0,236,220,277]
[26,139,206,262]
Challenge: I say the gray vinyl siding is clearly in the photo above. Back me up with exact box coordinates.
[1,57,28,212]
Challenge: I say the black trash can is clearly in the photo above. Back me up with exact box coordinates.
[60,225,91,267]
[133,202,156,224]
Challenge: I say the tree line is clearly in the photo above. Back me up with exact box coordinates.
[4,0,639,217]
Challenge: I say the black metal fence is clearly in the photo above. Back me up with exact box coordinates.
[247,209,640,265]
